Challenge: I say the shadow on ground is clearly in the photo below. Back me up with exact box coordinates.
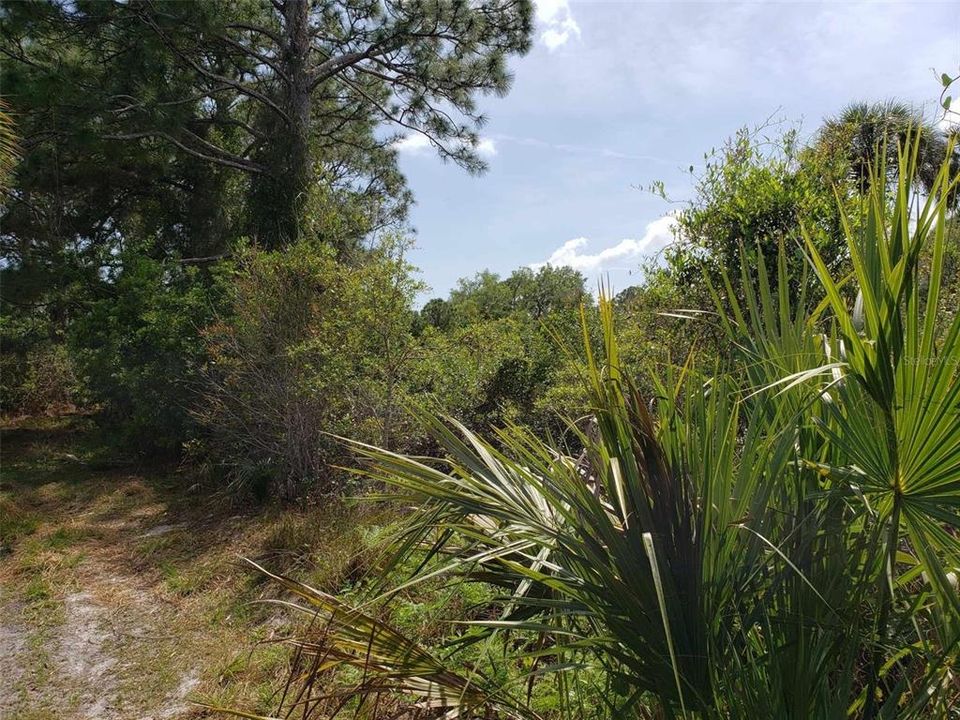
[0,415,386,719]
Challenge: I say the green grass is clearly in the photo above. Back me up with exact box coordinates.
[159,559,213,596]
[22,575,52,604]
[44,526,88,550]
[0,494,39,554]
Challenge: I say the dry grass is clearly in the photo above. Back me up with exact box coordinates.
[0,415,397,719]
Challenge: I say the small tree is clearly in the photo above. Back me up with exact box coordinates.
[196,237,422,500]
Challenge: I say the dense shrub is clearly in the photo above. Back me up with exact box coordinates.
[14,344,79,415]
[69,253,220,454]
[257,137,960,720]
[0,313,79,415]
[412,265,592,439]
[195,238,422,500]
[662,124,856,317]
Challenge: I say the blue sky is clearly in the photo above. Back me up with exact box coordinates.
[394,0,960,302]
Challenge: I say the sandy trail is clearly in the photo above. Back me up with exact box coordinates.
[1,418,325,720]
[0,467,203,720]
[1,546,202,720]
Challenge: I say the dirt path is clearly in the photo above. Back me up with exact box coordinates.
[1,581,201,719]
[0,591,28,717]
[0,417,308,720]
[0,478,202,718]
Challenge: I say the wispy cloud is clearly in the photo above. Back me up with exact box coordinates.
[393,134,432,154]
[476,138,497,157]
[394,134,498,157]
[532,214,677,273]
[534,0,580,51]
[493,133,679,165]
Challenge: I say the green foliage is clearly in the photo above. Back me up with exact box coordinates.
[663,104,959,328]
[668,123,853,311]
[411,317,542,428]
[70,253,221,454]
[0,98,18,191]
[0,0,532,448]
[619,120,878,377]
[195,238,423,499]
[3,344,79,415]
[709,133,960,719]
[0,301,75,414]
[817,100,960,200]
[612,265,705,385]
[442,264,588,327]
[0,493,39,556]
[250,142,960,719]
[1,0,533,252]
[5,7,960,712]
[412,265,592,437]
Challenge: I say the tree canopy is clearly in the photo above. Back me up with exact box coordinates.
[1,0,534,266]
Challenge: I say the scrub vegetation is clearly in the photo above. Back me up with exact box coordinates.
[2,2,960,718]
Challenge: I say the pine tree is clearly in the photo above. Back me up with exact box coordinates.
[2,0,534,254]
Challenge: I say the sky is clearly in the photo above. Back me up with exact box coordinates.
[394,0,960,302]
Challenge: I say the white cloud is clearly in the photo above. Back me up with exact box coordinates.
[532,214,677,273]
[534,0,580,51]
[937,107,960,132]
[393,133,432,154]
[476,138,497,157]
[394,134,497,158]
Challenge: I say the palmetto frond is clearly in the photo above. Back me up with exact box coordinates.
[239,135,960,719]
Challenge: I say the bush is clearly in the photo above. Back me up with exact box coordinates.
[0,277,81,415]
[69,253,219,454]
[411,265,592,440]
[0,318,79,416]
[254,139,960,719]
[195,238,422,500]
[16,344,80,415]
[662,122,856,325]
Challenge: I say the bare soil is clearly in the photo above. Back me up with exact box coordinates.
[0,416,374,719]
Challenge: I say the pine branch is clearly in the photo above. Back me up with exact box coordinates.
[102,131,265,174]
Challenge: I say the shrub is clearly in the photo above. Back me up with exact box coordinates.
[410,265,592,440]
[0,315,79,416]
[244,136,960,719]
[69,253,218,454]
[195,238,422,500]
[16,344,79,415]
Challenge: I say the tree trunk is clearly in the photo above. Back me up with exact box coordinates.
[255,0,313,250]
